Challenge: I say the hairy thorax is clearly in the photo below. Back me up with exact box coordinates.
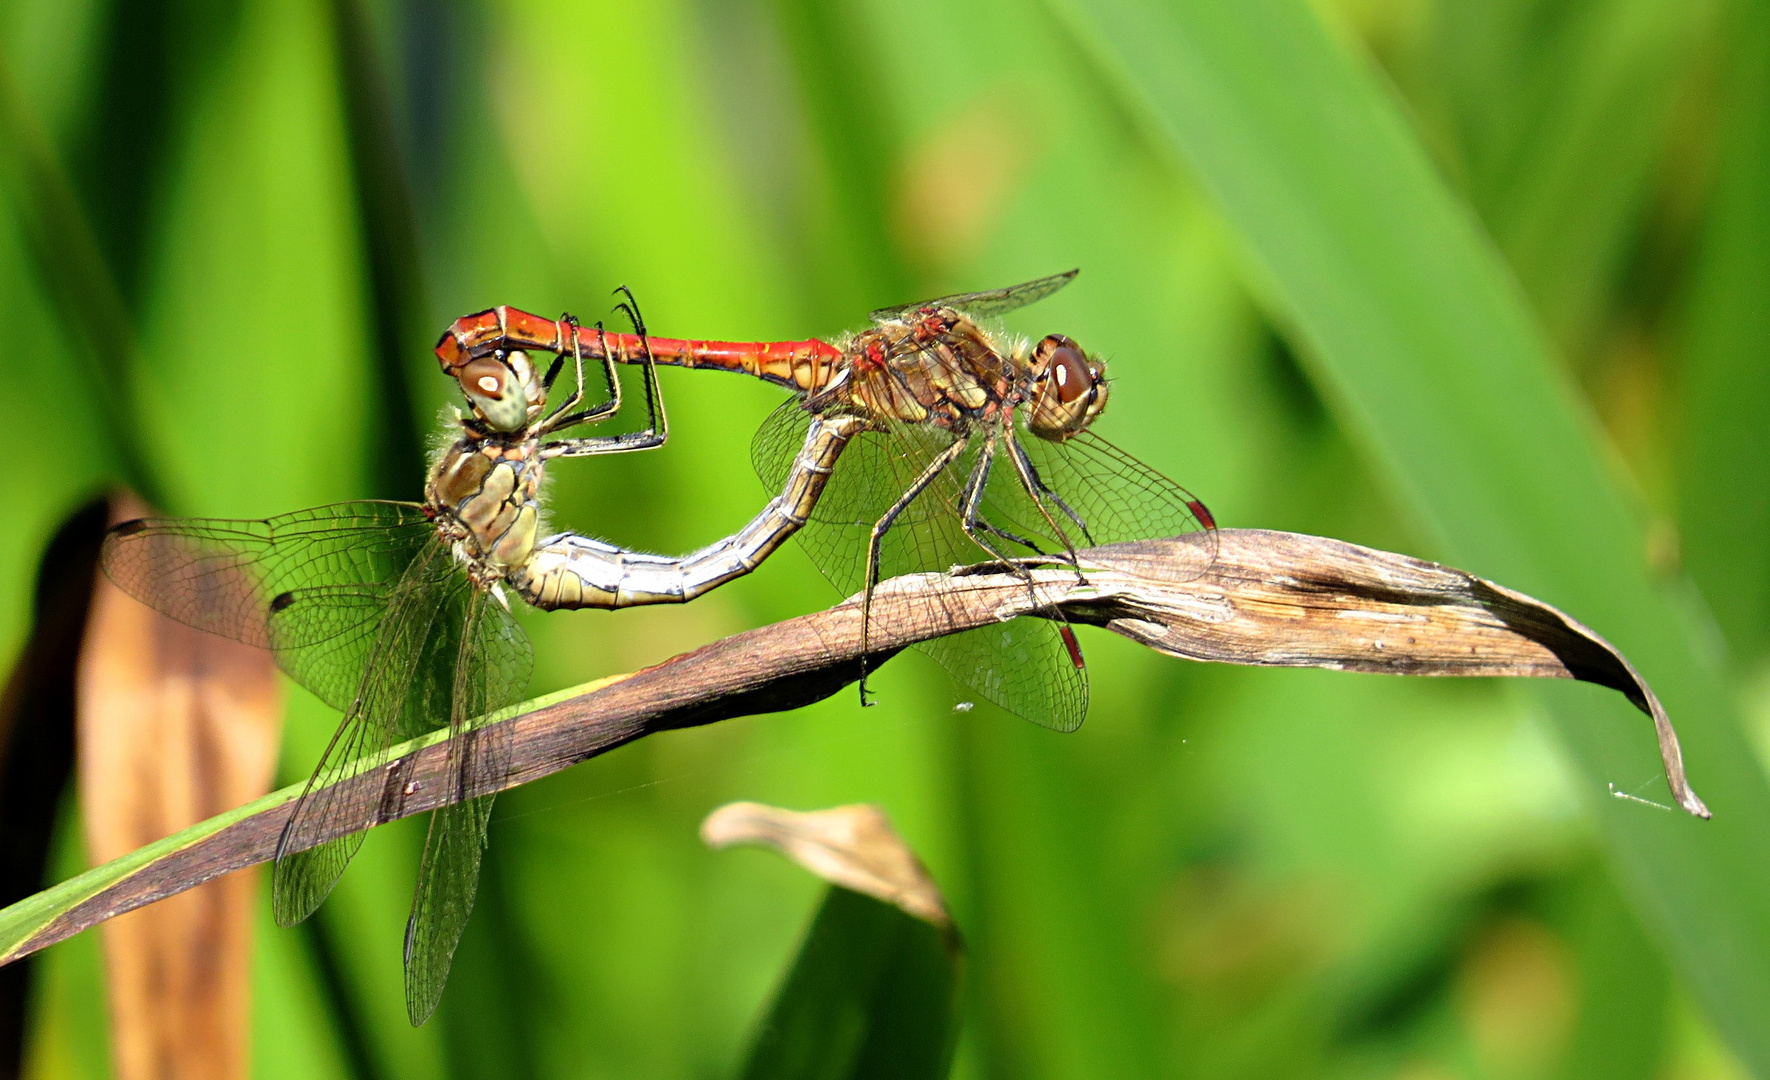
[836,313,1019,432]
[426,434,545,585]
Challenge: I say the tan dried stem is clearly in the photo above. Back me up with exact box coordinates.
[78,496,282,1080]
[0,528,1707,968]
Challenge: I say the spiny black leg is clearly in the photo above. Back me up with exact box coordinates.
[973,518,1045,554]
[612,284,668,447]
[543,288,673,456]
[956,437,1020,564]
[858,435,969,706]
[1003,428,1088,587]
[586,319,625,422]
[540,429,668,458]
[537,314,602,433]
[957,435,1050,561]
[554,313,587,416]
[1007,436,1093,546]
[956,435,1050,630]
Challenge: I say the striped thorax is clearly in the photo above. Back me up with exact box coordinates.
[427,436,545,589]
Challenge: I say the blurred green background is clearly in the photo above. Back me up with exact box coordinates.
[3,0,1770,1075]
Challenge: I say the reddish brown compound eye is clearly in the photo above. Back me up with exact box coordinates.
[1027,334,1107,441]
[1037,335,1093,404]
[459,357,507,399]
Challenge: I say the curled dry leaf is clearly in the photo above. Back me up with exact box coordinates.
[1066,531,1707,818]
[0,527,1706,966]
[76,494,283,1080]
[702,802,950,928]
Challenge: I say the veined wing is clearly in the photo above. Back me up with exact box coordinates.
[911,427,1218,726]
[1012,429,1218,564]
[751,402,1086,731]
[403,584,530,1025]
[867,269,1079,325]
[753,399,954,530]
[100,501,435,711]
[272,539,477,928]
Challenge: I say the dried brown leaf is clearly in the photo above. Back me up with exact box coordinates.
[2,527,1706,966]
[702,802,950,927]
[1069,532,1706,817]
[75,495,283,1080]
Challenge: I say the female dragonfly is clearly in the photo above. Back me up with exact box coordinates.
[102,297,858,1024]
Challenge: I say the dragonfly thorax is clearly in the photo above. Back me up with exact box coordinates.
[426,435,545,584]
[824,313,1013,431]
[1025,334,1108,441]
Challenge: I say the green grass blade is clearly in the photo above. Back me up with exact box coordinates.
[0,677,595,963]
[737,887,960,1080]
[1465,0,1706,353]
[1677,4,1770,665]
[0,54,163,506]
[323,0,427,502]
[1065,0,1770,1070]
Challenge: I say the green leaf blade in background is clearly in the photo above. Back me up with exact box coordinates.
[1066,0,1770,1069]
[1677,0,1770,665]
[738,887,960,1080]
[1463,0,1708,357]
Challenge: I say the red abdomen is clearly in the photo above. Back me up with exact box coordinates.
[436,306,845,394]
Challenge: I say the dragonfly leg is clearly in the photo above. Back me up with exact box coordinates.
[858,433,971,707]
[964,427,1088,682]
[615,286,669,446]
[536,319,623,434]
[957,443,1047,553]
[955,433,1039,559]
[958,433,1067,628]
[1004,431,1091,590]
[549,314,593,420]
[971,517,1044,553]
[541,288,671,446]
[540,293,673,457]
[539,429,667,457]
[1005,434,1093,547]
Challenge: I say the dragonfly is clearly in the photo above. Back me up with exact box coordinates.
[436,271,1216,733]
[101,298,856,1024]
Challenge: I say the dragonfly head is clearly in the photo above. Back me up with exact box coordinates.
[457,350,546,432]
[1026,334,1109,440]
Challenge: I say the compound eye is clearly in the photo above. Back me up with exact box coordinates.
[1037,335,1093,404]
[459,357,508,399]
[458,354,533,431]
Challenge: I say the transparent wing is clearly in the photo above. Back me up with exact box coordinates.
[1013,429,1218,556]
[403,586,530,1025]
[868,269,1079,325]
[753,401,1087,731]
[272,541,473,927]
[99,501,435,710]
[754,400,950,529]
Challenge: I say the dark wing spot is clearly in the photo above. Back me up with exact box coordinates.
[269,591,297,614]
[1186,499,1218,531]
[112,519,149,536]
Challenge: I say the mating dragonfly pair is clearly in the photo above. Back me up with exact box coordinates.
[102,271,1215,1023]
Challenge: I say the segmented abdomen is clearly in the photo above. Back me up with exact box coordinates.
[510,415,858,610]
